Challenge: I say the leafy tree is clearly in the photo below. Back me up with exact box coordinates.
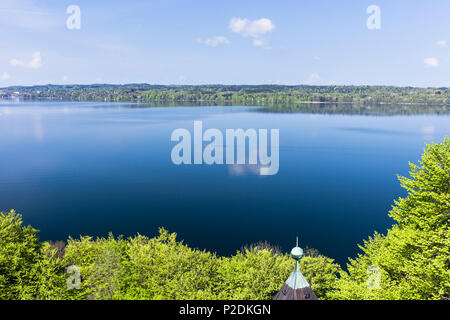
[62,234,127,300]
[33,242,69,300]
[216,247,292,300]
[299,255,342,299]
[83,235,126,300]
[332,138,450,300]
[120,229,218,300]
[0,210,41,299]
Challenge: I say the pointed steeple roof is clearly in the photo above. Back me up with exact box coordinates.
[274,237,318,300]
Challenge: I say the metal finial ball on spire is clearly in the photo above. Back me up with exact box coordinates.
[290,236,303,260]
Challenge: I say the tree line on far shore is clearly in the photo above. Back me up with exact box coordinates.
[1,84,449,114]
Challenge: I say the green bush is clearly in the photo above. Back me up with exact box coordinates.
[332,138,450,300]
[0,210,41,299]
[0,215,340,300]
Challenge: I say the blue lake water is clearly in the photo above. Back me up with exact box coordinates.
[1,101,449,265]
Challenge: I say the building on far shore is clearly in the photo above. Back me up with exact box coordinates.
[273,238,318,300]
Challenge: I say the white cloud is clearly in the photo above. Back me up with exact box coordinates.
[305,73,320,84]
[313,56,320,60]
[437,40,447,48]
[28,51,43,68]
[229,18,275,38]
[9,51,43,69]
[229,17,274,49]
[196,36,230,47]
[252,38,271,49]
[424,57,439,68]
[1,71,10,80]
[229,18,248,35]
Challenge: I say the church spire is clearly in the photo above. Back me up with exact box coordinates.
[273,237,318,300]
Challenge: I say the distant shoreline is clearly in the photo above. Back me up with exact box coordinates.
[1,84,449,114]
[1,97,448,106]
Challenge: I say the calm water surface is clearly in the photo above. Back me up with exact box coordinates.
[1,102,449,265]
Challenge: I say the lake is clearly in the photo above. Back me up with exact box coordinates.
[1,101,449,266]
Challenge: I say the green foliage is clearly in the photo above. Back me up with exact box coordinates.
[215,249,341,300]
[63,234,127,299]
[0,210,41,299]
[216,248,292,299]
[119,230,218,300]
[33,242,69,300]
[0,213,339,300]
[332,138,450,300]
[299,255,342,299]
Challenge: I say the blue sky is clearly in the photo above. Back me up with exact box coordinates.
[0,0,449,87]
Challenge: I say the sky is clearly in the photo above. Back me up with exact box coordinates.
[0,0,449,87]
